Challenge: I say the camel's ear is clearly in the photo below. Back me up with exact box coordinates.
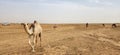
[27,23,29,25]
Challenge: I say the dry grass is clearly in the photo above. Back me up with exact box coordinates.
[0,24,120,55]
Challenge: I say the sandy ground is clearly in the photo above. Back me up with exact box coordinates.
[0,24,120,55]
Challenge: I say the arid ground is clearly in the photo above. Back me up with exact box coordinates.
[0,23,120,55]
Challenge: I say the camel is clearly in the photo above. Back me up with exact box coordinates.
[86,23,88,28]
[112,24,117,28]
[102,24,105,27]
[53,24,57,29]
[22,21,42,52]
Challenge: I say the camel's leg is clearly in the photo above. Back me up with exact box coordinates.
[28,36,33,49]
[31,43,35,52]
[29,35,35,52]
[33,34,37,45]
[29,38,32,49]
[35,35,37,44]
[39,33,42,47]
[32,37,35,52]
[31,35,37,52]
[29,36,35,52]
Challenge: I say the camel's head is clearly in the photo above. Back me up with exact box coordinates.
[21,23,29,27]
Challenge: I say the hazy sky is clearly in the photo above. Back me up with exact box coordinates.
[0,0,120,23]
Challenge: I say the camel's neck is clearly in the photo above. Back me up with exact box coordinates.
[24,24,33,35]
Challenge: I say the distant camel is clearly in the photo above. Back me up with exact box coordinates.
[86,23,88,28]
[53,24,57,29]
[102,24,105,27]
[22,21,42,52]
[112,24,117,28]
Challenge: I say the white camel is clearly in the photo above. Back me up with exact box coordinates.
[22,21,42,52]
